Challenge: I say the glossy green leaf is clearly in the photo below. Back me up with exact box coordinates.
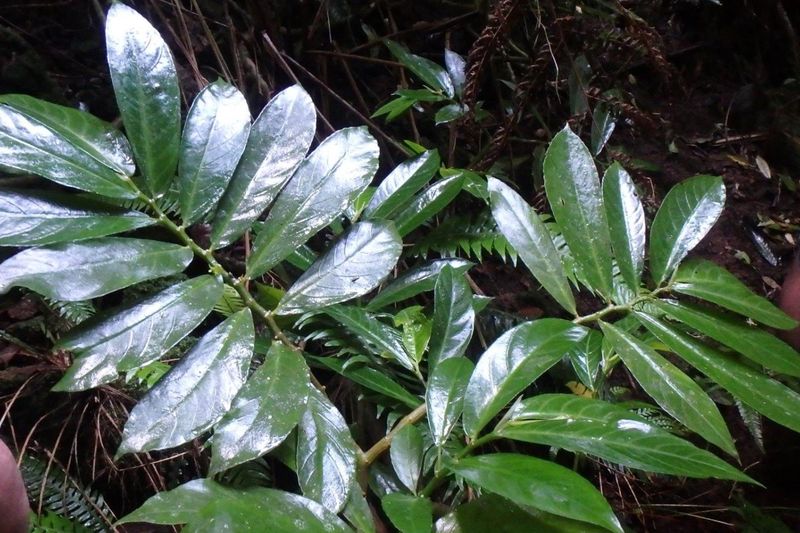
[106,2,180,195]
[247,127,379,276]
[297,387,358,513]
[392,173,465,237]
[462,319,587,437]
[310,355,420,408]
[210,343,310,474]
[434,104,468,125]
[654,300,800,377]
[0,237,191,301]
[602,163,645,289]
[437,494,609,533]
[488,177,576,314]
[600,321,736,456]
[117,309,254,456]
[366,258,472,311]
[635,312,800,434]
[0,189,153,246]
[428,266,474,369]
[276,221,402,315]
[543,126,613,296]
[211,85,315,247]
[321,305,413,371]
[178,80,250,225]
[0,105,136,198]
[500,394,752,482]
[363,150,440,220]
[117,479,351,533]
[0,94,134,175]
[649,175,725,285]
[343,480,377,533]
[671,258,797,329]
[54,276,222,391]
[590,102,615,156]
[386,40,454,97]
[391,423,425,494]
[566,329,603,390]
[382,493,433,533]
[449,454,622,533]
[427,357,474,447]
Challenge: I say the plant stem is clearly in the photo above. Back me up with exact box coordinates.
[572,286,671,325]
[133,190,296,350]
[360,402,427,467]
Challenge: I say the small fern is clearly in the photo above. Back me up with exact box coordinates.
[30,510,93,533]
[21,455,114,532]
[411,210,518,264]
[214,284,246,317]
[42,297,95,326]
[215,457,272,488]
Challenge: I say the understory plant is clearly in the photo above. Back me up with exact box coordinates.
[2,3,800,532]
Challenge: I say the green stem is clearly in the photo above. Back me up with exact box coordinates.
[360,402,428,467]
[419,433,498,498]
[134,190,296,350]
[572,286,671,325]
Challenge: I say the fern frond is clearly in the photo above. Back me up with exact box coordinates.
[42,297,95,326]
[411,210,518,264]
[99,187,180,216]
[21,455,114,532]
[214,284,246,317]
[30,510,93,533]
[215,457,272,488]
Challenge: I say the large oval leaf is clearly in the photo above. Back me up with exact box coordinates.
[297,387,358,513]
[0,94,134,175]
[0,237,191,301]
[500,395,752,482]
[488,177,576,314]
[393,173,465,237]
[382,493,433,533]
[0,189,153,246]
[117,479,351,533]
[276,221,402,315]
[602,162,645,290]
[366,258,472,310]
[54,276,222,391]
[427,356,474,447]
[428,265,474,369]
[449,453,622,533]
[106,3,180,195]
[437,494,609,533]
[649,175,725,285]
[117,309,254,456]
[599,321,736,456]
[178,81,251,225]
[543,126,613,296]
[635,312,800,434]
[0,105,136,198]
[462,319,587,438]
[210,343,309,473]
[210,85,315,247]
[363,149,440,220]
[391,423,425,493]
[654,300,800,377]
[247,127,379,276]
[671,258,797,329]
